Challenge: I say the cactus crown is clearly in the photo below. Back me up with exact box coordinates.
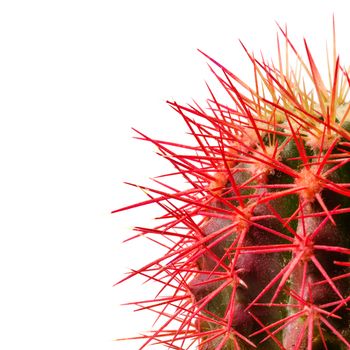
[115,23,350,349]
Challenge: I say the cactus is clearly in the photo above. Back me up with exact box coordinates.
[115,23,350,349]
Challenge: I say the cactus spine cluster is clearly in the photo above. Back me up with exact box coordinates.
[115,25,350,349]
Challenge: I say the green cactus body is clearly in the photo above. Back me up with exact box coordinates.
[115,25,350,349]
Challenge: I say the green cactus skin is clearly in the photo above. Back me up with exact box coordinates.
[115,24,350,349]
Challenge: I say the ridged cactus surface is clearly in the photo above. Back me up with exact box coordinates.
[115,25,350,349]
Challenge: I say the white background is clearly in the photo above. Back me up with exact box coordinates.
[1,1,350,349]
